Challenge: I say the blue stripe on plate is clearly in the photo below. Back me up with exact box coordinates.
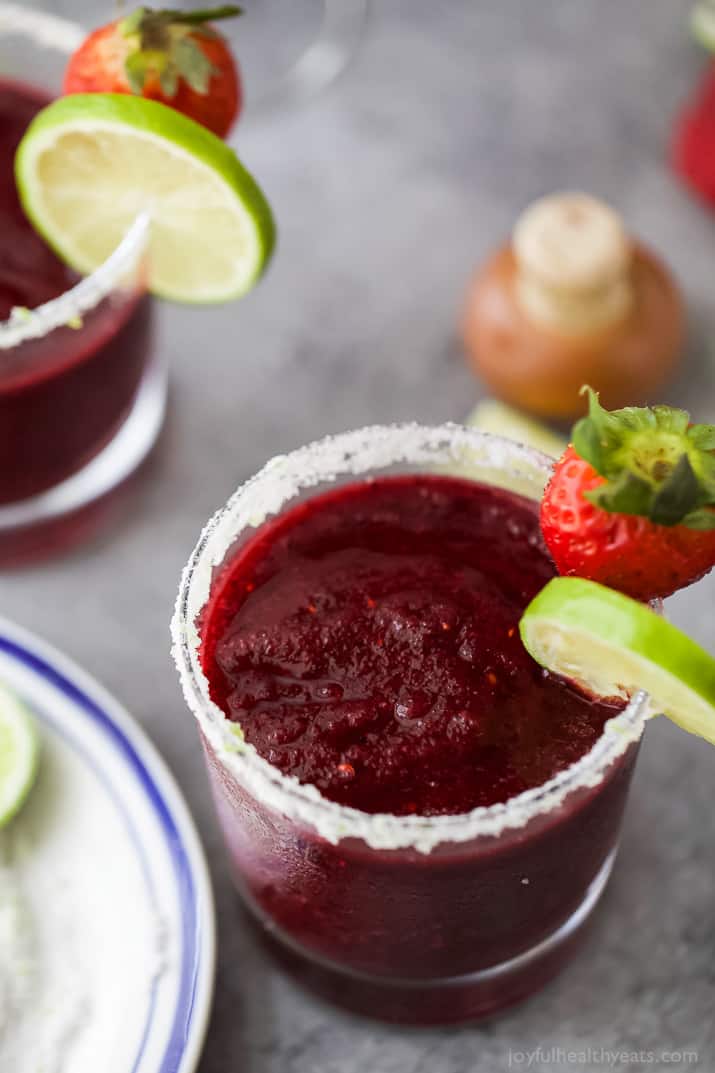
[0,634,201,1073]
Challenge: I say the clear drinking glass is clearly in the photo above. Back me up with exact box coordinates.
[172,425,649,1025]
[0,5,165,563]
[165,0,371,127]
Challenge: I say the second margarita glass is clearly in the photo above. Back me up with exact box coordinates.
[0,5,164,563]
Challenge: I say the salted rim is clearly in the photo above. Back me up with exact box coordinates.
[171,424,651,853]
[0,215,150,351]
[0,4,149,352]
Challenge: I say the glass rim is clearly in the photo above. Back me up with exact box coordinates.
[171,423,650,853]
[0,215,150,350]
[0,5,150,352]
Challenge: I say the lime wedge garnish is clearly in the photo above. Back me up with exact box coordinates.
[466,399,567,459]
[15,93,275,304]
[0,683,40,828]
[520,577,715,745]
[691,1,715,50]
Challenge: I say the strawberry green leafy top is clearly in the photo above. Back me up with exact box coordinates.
[572,387,715,530]
[119,5,242,97]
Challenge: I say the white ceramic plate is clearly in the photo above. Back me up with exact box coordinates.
[0,616,215,1073]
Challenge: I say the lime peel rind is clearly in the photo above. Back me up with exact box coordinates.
[520,577,715,745]
[0,683,40,828]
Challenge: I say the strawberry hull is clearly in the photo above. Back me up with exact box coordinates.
[540,391,715,601]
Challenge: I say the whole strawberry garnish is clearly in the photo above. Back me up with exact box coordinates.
[541,387,715,600]
[672,61,715,207]
[63,5,242,139]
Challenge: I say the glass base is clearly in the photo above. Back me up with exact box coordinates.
[250,847,617,1025]
[0,353,167,565]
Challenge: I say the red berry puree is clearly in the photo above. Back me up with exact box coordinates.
[0,80,153,505]
[0,83,74,316]
[202,475,623,815]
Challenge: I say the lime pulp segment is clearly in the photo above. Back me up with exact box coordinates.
[520,577,715,745]
[0,683,40,828]
[15,93,276,304]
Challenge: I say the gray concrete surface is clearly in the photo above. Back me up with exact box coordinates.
[7,2,715,1071]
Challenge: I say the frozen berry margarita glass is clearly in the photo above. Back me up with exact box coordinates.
[0,7,163,562]
[172,425,649,1024]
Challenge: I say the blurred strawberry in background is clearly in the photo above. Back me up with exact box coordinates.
[63,5,243,138]
[672,2,715,207]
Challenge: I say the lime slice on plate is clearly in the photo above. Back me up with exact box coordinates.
[0,683,40,828]
[466,399,567,459]
[15,93,275,303]
[691,0,715,50]
[520,577,715,744]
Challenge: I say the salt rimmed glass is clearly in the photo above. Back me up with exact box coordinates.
[0,6,165,563]
[172,424,650,1024]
